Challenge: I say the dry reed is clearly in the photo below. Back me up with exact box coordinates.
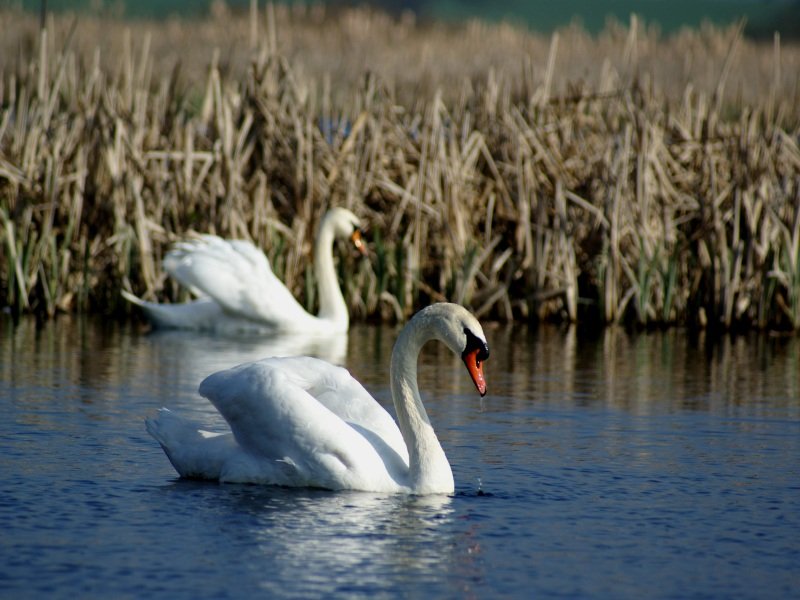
[1,5,799,331]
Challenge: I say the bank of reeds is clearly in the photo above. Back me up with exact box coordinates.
[1,6,799,331]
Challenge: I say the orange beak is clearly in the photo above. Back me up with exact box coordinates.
[463,348,487,397]
[350,229,367,256]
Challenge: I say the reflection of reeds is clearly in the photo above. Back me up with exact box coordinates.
[1,7,799,330]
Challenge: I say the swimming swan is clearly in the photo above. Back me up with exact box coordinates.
[122,208,365,334]
[146,303,490,494]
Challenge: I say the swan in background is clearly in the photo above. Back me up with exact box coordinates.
[122,208,366,334]
[146,303,490,494]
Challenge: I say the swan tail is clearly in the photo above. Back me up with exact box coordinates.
[146,408,233,480]
[122,290,222,330]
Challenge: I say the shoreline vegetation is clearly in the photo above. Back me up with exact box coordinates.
[1,4,799,332]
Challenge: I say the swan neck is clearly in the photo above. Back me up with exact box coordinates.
[390,320,453,493]
[314,219,348,327]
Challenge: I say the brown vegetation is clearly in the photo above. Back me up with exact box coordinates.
[1,5,799,330]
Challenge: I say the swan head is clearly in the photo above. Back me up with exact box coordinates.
[411,303,490,397]
[323,207,367,256]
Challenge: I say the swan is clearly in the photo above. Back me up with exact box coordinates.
[122,208,365,334]
[146,302,490,494]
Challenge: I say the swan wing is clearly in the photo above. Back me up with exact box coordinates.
[198,357,408,489]
[163,236,311,327]
[263,357,407,457]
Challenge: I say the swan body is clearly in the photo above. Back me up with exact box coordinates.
[123,208,365,334]
[147,303,490,494]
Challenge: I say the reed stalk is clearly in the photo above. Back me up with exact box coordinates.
[0,6,799,331]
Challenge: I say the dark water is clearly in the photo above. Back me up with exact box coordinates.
[1,316,798,599]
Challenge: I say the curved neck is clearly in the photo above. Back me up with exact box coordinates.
[390,320,454,494]
[313,219,349,328]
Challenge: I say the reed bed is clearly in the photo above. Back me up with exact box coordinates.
[1,5,799,331]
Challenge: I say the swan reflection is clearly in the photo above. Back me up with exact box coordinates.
[145,328,349,370]
[230,487,457,595]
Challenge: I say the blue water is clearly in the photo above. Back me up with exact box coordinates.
[1,318,798,598]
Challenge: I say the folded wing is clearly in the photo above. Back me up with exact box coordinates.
[198,357,409,490]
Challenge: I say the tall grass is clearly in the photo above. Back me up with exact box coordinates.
[0,6,799,331]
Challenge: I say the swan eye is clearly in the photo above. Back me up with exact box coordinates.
[462,327,489,362]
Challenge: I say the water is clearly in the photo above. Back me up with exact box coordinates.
[1,317,798,599]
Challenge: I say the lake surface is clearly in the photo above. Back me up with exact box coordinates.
[1,316,798,599]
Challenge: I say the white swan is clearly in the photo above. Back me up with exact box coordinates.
[146,303,490,494]
[122,208,365,334]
